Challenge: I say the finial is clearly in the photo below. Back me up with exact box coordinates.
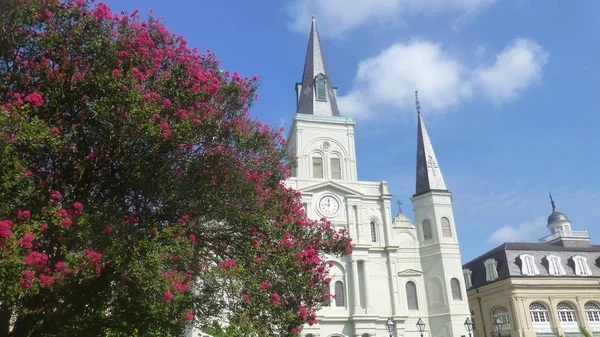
[549,192,557,211]
[397,200,403,214]
[415,90,421,115]
[308,1,318,19]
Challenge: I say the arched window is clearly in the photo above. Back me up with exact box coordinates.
[315,74,327,101]
[441,217,452,238]
[334,281,345,307]
[370,221,377,243]
[405,281,418,310]
[492,306,511,329]
[519,254,539,275]
[330,155,341,180]
[585,302,600,323]
[312,154,323,179]
[547,255,566,276]
[573,256,592,276]
[422,219,432,240]
[557,302,577,323]
[529,302,550,323]
[450,278,462,300]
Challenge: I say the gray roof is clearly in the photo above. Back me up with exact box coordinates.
[463,242,600,289]
[414,92,448,196]
[296,17,340,117]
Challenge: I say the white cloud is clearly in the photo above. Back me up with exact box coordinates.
[339,38,549,120]
[285,0,497,38]
[338,40,470,118]
[473,38,549,105]
[487,216,546,245]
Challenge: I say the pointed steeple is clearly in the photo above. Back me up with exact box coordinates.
[295,16,340,116]
[415,91,448,196]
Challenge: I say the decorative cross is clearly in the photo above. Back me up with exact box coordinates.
[397,201,403,214]
[308,0,318,17]
[427,155,438,177]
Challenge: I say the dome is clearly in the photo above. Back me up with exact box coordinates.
[547,210,570,225]
[547,193,570,226]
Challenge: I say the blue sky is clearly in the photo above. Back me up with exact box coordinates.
[102,0,600,262]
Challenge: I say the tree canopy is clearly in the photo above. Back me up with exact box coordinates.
[0,1,352,336]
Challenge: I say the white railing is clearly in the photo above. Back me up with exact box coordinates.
[539,230,589,243]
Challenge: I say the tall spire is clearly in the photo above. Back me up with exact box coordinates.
[415,91,448,196]
[295,17,340,116]
[549,192,557,211]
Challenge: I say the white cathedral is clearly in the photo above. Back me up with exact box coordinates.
[282,17,471,337]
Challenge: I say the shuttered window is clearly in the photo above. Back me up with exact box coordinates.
[331,157,341,179]
[313,156,323,178]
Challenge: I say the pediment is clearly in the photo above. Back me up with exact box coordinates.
[299,180,363,198]
[397,269,423,276]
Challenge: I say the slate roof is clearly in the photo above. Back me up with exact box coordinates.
[463,242,600,289]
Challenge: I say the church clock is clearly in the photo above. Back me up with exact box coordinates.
[318,196,339,216]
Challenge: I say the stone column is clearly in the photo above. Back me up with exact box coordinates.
[363,261,372,313]
[548,297,563,336]
[351,260,361,314]
[386,252,397,316]
[575,296,589,329]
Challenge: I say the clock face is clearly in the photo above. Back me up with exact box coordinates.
[319,196,339,215]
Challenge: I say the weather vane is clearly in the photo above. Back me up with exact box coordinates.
[308,0,318,17]
[415,90,421,114]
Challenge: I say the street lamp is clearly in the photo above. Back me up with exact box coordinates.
[493,317,504,337]
[464,317,474,337]
[416,318,426,337]
[386,318,394,337]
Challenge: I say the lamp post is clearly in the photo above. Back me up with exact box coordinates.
[416,318,426,337]
[464,317,474,337]
[386,318,395,337]
[493,317,504,337]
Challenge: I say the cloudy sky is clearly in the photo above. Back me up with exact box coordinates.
[103,0,600,262]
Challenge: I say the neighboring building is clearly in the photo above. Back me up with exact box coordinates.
[282,17,471,337]
[463,196,600,337]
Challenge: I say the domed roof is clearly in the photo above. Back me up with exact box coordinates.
[547,193,570,226]
[548,210,570,224]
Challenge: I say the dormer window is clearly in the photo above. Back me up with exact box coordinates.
[463,268,473,289]
[546,255,566,276]
[519,254,540,276]
[573,256,592,276]
[315,74,327,101]
[484,258,498,282]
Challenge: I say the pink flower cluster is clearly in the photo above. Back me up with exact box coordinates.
[0,220,13,246]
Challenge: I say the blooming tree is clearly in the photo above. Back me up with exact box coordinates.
[0,1,353,336]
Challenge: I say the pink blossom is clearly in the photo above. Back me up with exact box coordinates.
[270,293,281,304]
[0,220,13,245]
[242,294,250,302]
[50,190,62,200]
[184,312,193,320]
[24,92,44,106]
[17,232,35,249]
[162,290,173,302]
[23,251,49,269]
[104,226,113,234]
[38,224,48,232]
[16,208,31,220]
[188,234,196,243]
[112,69,120,77]
[261,281,269,292]
[72,202,84,214]
[61,218,73,227]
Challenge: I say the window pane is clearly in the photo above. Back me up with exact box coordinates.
[331,157,341,179]
[370,222,377,243]
[451,278,462,300]
[406,282,418,310]
[422,220,432,240]
[313,156,323,178]
[334,281,345,307]
[441,217,452,238]
[316,77,327,101]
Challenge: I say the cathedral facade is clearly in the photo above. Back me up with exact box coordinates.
[282,17,471,337]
